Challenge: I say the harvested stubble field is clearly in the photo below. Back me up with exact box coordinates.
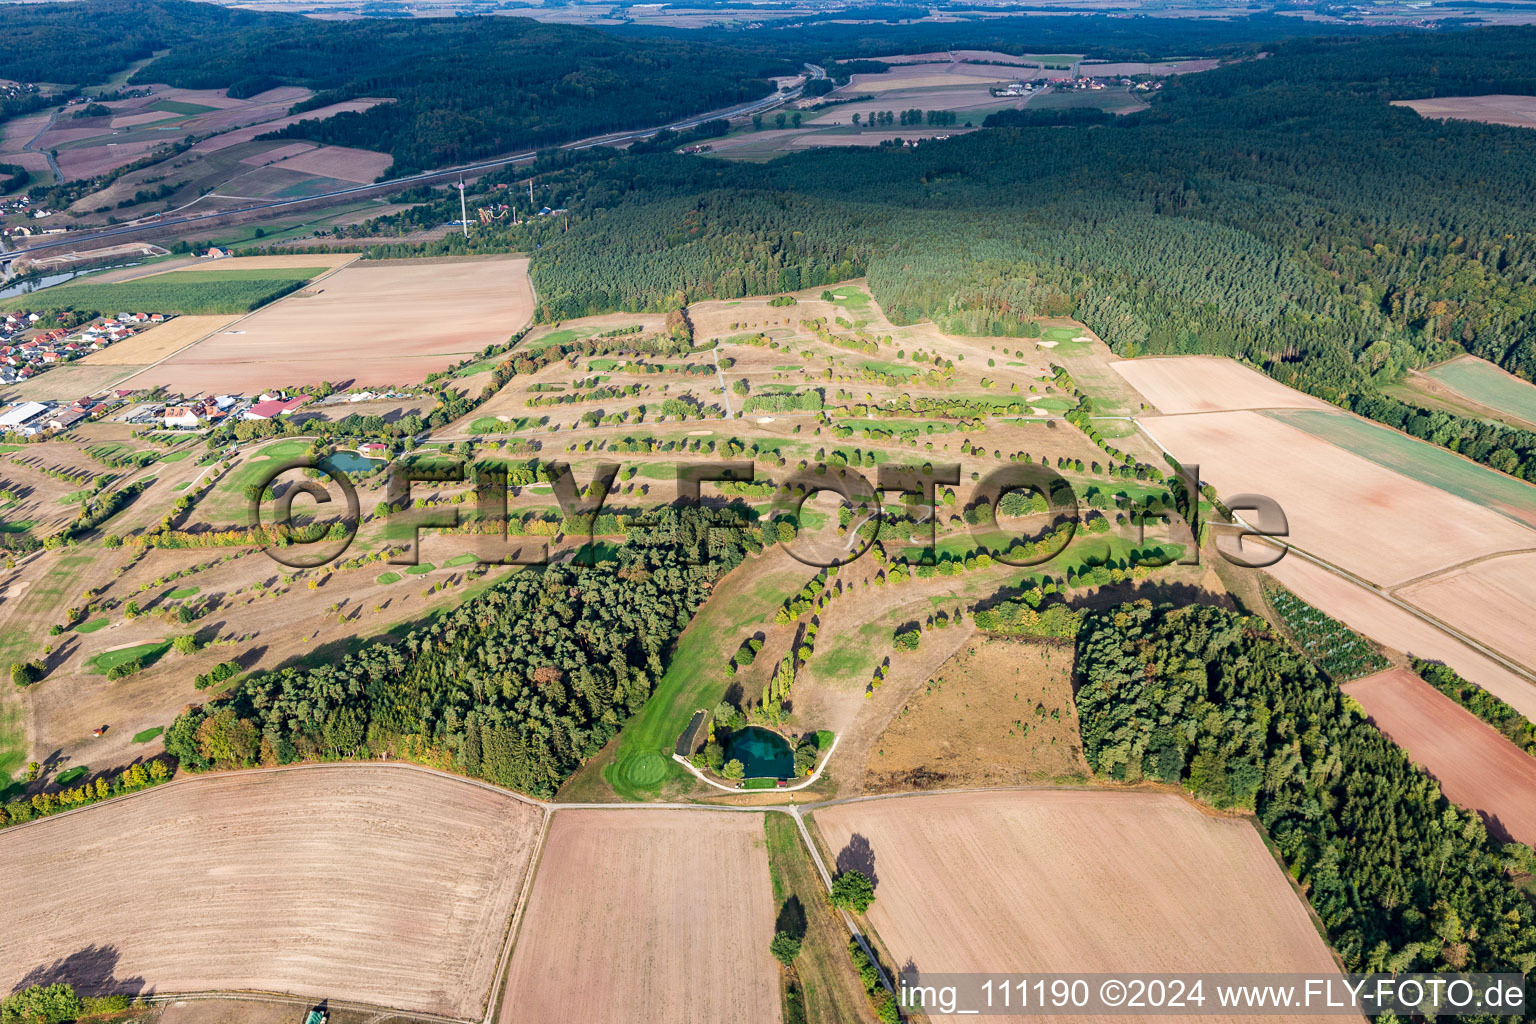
[133,256,534,391]
[1393,94,1536,129]
[500,808,781,1024]
[1262,553,1536,720]
[1396,552,1536,669]
[812,791,1340,1023]
[1140,409,1535,588]
[1109,355,1332,414]
[0,764,544,1019]
[1344,668,1536,845]
[81,315,241,365]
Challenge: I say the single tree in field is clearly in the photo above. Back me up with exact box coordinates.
[770,931,802,966]
[830,870,875,913]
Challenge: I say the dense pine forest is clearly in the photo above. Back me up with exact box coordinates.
[164,508,759,798]
[515,29,1536,478]
[1074,601,1536,977]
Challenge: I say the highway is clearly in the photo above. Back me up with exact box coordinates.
[7,66,822,261]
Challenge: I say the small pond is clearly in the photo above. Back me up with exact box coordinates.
[725,726,795,780]
[322,451,385,475]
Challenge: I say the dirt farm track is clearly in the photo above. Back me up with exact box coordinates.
[0,764,544,1020]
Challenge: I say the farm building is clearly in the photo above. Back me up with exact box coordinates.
[0,401,47,429]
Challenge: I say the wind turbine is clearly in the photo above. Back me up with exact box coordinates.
[457,175,469,239]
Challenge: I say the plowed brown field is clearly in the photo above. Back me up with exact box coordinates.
[813,791,1338,1023]
[1344,668,1536,845]
[500,809,781,1024]
[0,765,543,1019]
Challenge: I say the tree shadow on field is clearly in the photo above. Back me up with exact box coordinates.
[836,833,878,889]
[11,945,147,998]
[776,895,807,940]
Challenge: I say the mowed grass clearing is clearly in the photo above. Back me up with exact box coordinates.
[1265,408,1536,531]
[591,552,814,800]
[1426,355,1536,426]
[86,640,170,675]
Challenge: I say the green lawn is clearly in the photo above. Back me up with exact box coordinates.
[132,726,164,744]
[0,703,23,799]
[1426,356,1536,426]
[524,327,589,351]
[598,557,814,801]
[444,553,479,567]
[150,98,217,115]
[376,571,402,585]
[405,563,436,575]
[55,765,89,786]
[86,640,170,675]
[74,617,110,634]
[828,286,872,314]
[0,519,34,533]
[207,439,315,520]
[165,586,200,600]
[159,450,191,462]
[1267,408,1536,530]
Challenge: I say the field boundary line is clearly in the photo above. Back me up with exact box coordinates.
[1133,417,1536,684]
[99,255,362,394]
[142,989,468,1024]
[481,805,552,1024]
[1385,545,1536,592]
[793,806,898,1002]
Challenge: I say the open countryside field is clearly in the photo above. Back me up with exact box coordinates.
[0,765,543,1019]
[1393,94,1536,129]
[864,637,1087,792]
[1425,354,1536,425]
[1266,407,1536,531]
[1140,409,1536,587]
[81,315,242,365]
[1262,553,1536,720]
[132,256,534,391]
[812,790,1339,1023]
[1397,552,1536,667]
[0,268,328,316]
[1110,356,1332,414]
[1343,668,1536,845]
[500,809,780,1024]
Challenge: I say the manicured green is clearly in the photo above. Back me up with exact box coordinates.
[55,765,88,786]
[376,571,402,584]
[405,562,436,575]
[444,553,479,567]
[86,640,170,675]
[165,586,200,600]
[131,726,164,744]
[74,617,109,634]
